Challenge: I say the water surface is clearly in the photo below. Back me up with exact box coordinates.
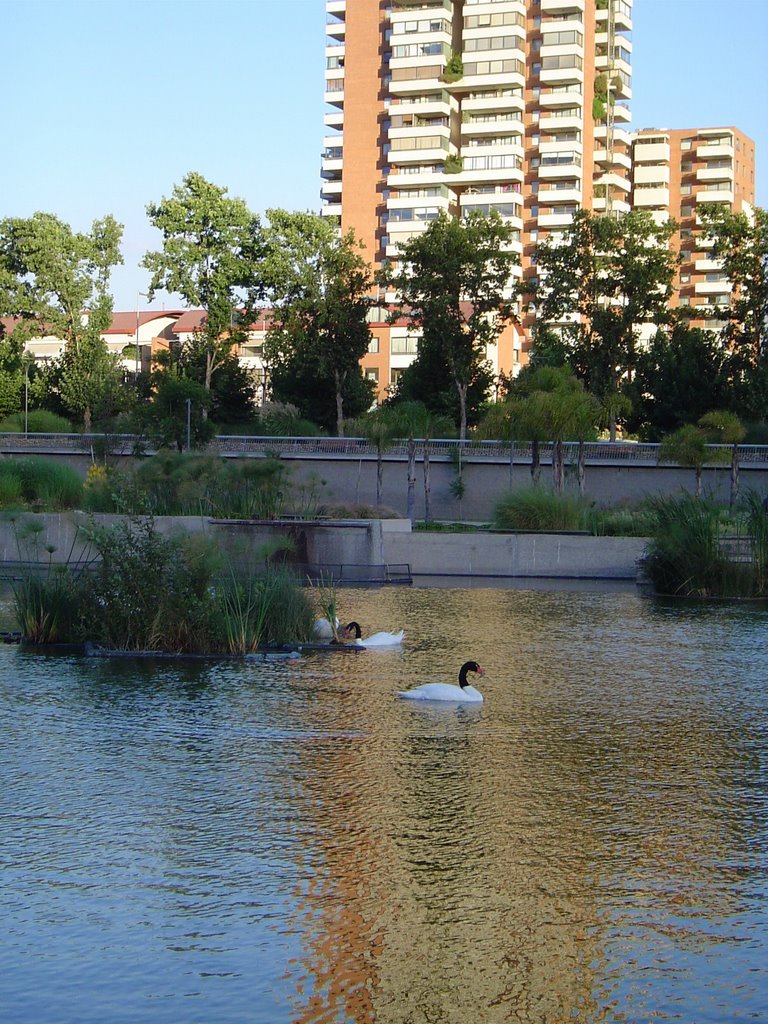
[1,586,766,1023]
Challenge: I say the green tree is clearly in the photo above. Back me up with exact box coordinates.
[0,211,125,428]
[698,410,746,508]
[502,366,601,494]
[178,332,258,427]
[698,205,768,420]
[534,209,678,439]
[263,210,375,436]
[132,359,213,453]
[348,406,401,507]
[0,330,25,417]
[624,323,731,441]
[143,172,263,405]
[386,211,520,440]
[389,328,494,432]
[658,424,728,498]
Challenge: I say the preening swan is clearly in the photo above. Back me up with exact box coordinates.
[312,616,340,640]
[397,661,485,702]
[342,622,405,647]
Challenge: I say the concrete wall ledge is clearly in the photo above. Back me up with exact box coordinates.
[0,514,648,582]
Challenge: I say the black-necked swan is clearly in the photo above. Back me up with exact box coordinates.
[397,661,485,702]
[342,621,405,647]
[312,616,340,640]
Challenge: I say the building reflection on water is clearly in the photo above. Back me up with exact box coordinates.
[274,587,765,1023]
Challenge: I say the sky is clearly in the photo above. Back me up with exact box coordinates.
[1,0,766,312]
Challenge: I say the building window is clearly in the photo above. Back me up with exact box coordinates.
[391,335,419,355]
[680,273,691,283]
[365,368,379,383]
[390,368,404,388]
[367,337,380,354]
[681,139,692,150]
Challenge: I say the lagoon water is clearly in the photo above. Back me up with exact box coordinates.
[1,585,766,1024]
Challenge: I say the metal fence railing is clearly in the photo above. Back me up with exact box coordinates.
[2,432,768,467]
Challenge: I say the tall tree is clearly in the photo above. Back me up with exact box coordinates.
[263,210,375,436]
[143,172,263,404]
[623,323,732,441]
[534,209,678,439]
[698,205,768,421]
[0,212,125,428]
[386,211,519,440]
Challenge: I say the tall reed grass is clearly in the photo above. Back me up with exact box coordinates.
[493,487,587,532]
[0,458,82,510]
[641,493,757,598]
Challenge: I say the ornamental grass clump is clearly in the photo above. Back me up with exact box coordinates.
[129,452,288,519]
[493,487,587,532]
[640,493,754,598]
[0,458,82,510]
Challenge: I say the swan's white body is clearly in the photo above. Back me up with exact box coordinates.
[397,682,483,703]
[312,616,340,640]
[397,661,485,703]
[353,629,405,648]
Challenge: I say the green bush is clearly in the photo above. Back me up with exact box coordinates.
[0,458,83,510]
[494,487,587,532]
[640,493,754,598]
[77,517,222,652]
[0,410,73,434]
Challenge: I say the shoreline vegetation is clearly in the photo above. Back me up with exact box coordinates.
[3,453,768,652]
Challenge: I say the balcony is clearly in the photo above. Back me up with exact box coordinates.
[538,208,579,228]
[592,196,631,215]
[593,148,631,171]
[461,116,524,138]
[321,203,342,219]
[633,141,669,164]
[324,110,344,129]
[634,163,669,185]
[697,187,735,205]
[541,0,585,13]
[538,186,582,204]
[320,179,343,199]
[539,112,583,132]
[538,158,582,180]
[698,139,734,160]
[697,164,733,183]
[632,187,670,208]
[462,93,524,115]
[695,257,724,273]
[538,84,583,108]
[695,279,731,296]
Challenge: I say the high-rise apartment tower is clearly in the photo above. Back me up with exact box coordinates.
[631,126,756,329]
[322,0,634,394]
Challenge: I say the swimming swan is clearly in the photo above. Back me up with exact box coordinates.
[343,622,405,647]
[397,661,485,702]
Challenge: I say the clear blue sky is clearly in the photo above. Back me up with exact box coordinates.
[1,0,765,311]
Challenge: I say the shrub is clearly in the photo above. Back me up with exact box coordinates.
[123,452,289,519]
[0,410,73,434]
[0,458,82,510]
[640,493,753,598]
[78,517,221,652]
[494,487,587,532]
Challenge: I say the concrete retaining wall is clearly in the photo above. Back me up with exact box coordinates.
[0,513,646,581]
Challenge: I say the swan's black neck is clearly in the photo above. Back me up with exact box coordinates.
[458,661,481,688]
[345,621,362,639]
